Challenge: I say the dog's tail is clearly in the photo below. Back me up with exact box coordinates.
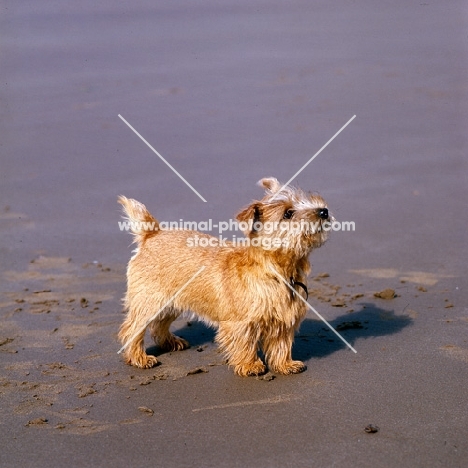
[118,196,160,245]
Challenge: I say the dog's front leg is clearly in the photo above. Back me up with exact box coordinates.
[262,324,306,375]
[216,321,266,377]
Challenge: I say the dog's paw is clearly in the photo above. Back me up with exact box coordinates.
[273,360,307,375]
[235,360,267,377]
[127,354,159,369]
[159,334,190,352]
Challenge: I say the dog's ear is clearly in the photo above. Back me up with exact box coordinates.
[236,203,261,235]
[258,177,281,193]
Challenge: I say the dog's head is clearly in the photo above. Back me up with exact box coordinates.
[236,177,333,256]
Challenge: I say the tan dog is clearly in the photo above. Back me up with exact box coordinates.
[118,177,331,376]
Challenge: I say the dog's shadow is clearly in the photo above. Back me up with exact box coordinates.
[293,302,412,360]
[146,303,412,360]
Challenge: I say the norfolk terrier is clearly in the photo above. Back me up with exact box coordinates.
[118,177,331,376]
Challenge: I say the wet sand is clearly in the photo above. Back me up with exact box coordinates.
[1,1,467,467]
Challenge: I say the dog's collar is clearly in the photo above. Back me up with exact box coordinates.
[290,277,308,301]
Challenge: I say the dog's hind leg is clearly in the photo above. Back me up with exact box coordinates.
[149,308,190,351]
[118,308,159,369]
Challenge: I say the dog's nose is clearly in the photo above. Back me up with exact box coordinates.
[318,208,328,219]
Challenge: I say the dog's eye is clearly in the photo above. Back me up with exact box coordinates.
[283,209,294,220]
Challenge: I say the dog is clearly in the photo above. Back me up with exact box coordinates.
[118,177,331,376]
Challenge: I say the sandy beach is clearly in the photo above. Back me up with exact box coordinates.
[1,1,467,466]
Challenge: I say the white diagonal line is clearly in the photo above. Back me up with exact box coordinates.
[271,115,356,200]
[117,265,206,354]
[269,265,357,353]
[118,114,207,203]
